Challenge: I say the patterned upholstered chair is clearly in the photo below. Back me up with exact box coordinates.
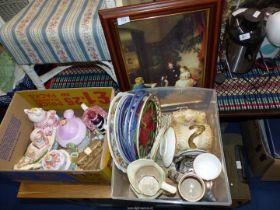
[0,0,117,89]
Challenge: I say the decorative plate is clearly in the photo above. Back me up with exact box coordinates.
[129,93,151,158]
[117,93,135,162]
[107,92,129,173]
[126,90,149,159]
[113,93,133,163]
[136,94,161,158]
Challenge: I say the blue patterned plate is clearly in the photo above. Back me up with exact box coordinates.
[114,93,133,163]
[107,92,129,173]
[125,90,149,160]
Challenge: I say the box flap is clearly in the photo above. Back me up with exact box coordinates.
[17,87,113,110]
[262,160,280,181]
[0,93,33,169]
[241,120,274,177]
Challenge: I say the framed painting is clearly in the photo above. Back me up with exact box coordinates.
[99,0,223,91]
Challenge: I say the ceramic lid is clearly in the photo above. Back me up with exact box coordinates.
[42,150,71,170]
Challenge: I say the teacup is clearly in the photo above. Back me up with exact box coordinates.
[168,169,206,202]
[127,159,177,198]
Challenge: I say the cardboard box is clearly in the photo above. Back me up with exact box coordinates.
[241,120,280,181]
[0,87,114,184]
[222,133,250,208]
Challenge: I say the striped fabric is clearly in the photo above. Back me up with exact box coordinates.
[215,61,280,112]
[46,64,119,90]
[0,0,111,65]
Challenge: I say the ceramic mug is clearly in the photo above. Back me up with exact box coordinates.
[127,159,177,198]
[168,169,206,202]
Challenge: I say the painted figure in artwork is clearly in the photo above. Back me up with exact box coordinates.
[161,61,180,87]
[175,66,197,88]
[133,77,146,89]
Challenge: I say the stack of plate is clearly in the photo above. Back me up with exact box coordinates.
[107,90,161,172]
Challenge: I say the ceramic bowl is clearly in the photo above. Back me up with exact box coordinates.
[193,153,222,181]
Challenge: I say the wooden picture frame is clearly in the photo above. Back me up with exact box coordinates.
[99,0,223,91]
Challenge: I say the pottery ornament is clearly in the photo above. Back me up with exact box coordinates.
[56,109,87,149]
[24,108,59,136]
[14,128,56,170]
[172,109,207,125]
[173,123,213,152]
[81,103,107,133]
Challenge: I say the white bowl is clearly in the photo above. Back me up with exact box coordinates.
[193,153,222,181]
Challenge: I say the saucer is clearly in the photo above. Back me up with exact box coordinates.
[160,127,176,168]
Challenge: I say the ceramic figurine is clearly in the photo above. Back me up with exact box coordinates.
[173,123,213,152]
[172,109,207,126]
[56,109,88,151]
[42,150,71,170]
[81,103,107,135]
[30,128,49,149]
[14,128,55,170]
[170,108,213,152]
[24,107,59,136]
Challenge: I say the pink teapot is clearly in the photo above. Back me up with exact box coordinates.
[24,108,59,136]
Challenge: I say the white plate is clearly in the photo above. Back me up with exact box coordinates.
[160,127,176,168]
